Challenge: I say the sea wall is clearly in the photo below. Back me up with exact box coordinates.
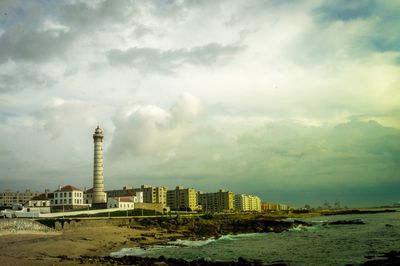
[0,219,57,235]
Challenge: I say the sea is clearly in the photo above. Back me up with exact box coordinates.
[110,211,400,265]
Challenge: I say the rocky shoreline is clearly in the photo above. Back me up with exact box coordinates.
[60,254,288,265]
[132,215,310,242]
[2,212,395,265]
[359,251,400,266]
[0,214,309,265]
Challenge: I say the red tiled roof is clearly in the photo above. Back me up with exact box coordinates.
[56,185,82,192]
[118,197,133,203]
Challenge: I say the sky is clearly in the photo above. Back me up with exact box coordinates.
[0,0,399,208]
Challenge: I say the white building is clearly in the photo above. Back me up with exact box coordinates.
[107,197,135,209]
[83,188,94,206]
[25,192,53,214]
[52,185,86,210]
[107,191,144,209]
[234,194,261,212]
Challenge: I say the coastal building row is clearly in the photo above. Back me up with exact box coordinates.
[261,202,289,212]
[1,184,265,213]
[0,189,42,207]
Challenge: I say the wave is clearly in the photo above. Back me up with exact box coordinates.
[168,238,216,247]
[217,233,265,241]
[110,232,267,257]
[288,224,315,232]
[110,245,179,258]
[110,247,147,257]
[168,232,265,247]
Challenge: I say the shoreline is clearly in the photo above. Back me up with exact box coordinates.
[0,214,307,265]
[0,209,396,265]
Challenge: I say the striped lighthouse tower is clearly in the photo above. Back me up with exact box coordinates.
[92,126,106,204]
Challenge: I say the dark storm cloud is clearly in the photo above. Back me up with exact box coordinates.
[107,43,243,74]
[140,119,400,206]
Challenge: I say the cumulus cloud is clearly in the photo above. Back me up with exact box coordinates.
[1,0,400,207]
[33,98,112,139]
[109,93,202,157]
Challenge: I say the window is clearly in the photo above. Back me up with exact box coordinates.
[69,199,72,204]
[64,192,66,197]
[55,199,58,204]
[69,192,72,197]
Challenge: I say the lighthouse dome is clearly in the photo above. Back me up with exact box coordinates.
[95,126,103,134]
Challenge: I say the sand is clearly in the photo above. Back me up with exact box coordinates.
[0,219,181,265]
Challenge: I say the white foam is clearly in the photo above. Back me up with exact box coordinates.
[110,247,147,257]
[168,238,215,247]
[110,245,179,257]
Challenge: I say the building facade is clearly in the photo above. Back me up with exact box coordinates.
[261,202,290,212]
[0,189,41,207]
[198,189,235,212]
[25,191,53,214]
[52,185,86,210]
[107,197,135,209]
[234,194,261,212]
[140,185,168,205]
[106,186,136,198]
[167,186,198,211]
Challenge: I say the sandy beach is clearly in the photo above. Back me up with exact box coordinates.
[0,218,183,265]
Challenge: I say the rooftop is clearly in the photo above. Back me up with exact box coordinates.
[30,193,54,201]
[56,185,82,192]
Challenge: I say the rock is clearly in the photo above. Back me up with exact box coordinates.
[328,219,365,225]
[360,250,400,265]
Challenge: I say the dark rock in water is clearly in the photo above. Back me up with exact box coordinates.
[361,250,400,265]
[328,219,365,225]
[76,255,288,265]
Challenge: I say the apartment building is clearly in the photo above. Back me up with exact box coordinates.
[234,194,261,212]
[0,189,41,207]
[106,186,136,198]
[261,202,289,212]
[167,186,198,211]
[198,189,235,212]
[140,185,168,205]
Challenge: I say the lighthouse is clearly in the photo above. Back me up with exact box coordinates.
[92,126,106,204]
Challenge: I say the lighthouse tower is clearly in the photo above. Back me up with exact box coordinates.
[92,126,106,204]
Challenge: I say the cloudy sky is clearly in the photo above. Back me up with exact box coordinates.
[1,0,399,207]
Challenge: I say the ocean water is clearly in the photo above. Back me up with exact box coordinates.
[111,211,400,265]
